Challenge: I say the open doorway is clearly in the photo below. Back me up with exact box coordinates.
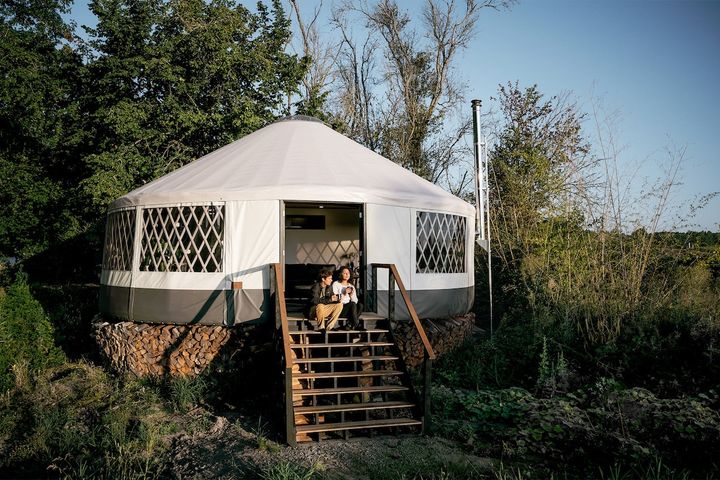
[282,202,364,313]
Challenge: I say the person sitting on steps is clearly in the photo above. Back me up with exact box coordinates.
[305,269,343,331]
[332,266,363,330]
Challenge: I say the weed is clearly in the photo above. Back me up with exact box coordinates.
[493,462,530,480]
[432,382,720,477]
[252,417,280,453]
[258,460,323,480]
[168,375,207,413]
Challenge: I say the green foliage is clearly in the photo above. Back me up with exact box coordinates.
[485,82,720,355]
[259,460,323,480]
[79,0,306,217]
[434,320,548,390]
[0,1,86,259]
[29,284,100,358]
[167,375,207,413]
[431,384,720,477]
[0,274,65,392]
[0,362,168,479]
[1,0,308,262]
[434,308,719,477]
[536,337,569,397]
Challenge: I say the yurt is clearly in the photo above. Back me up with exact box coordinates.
[100,116,475,326]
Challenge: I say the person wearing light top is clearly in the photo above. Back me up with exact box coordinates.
[332,266,362,330]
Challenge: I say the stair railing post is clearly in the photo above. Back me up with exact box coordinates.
[388,271,395,323]
[272,263,296,446]
[285,366,296,446]
[422,351,432,434]
[271,266,280,331]
[371,264,378,313]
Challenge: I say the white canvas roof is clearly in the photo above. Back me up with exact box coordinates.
[112,117,474,216]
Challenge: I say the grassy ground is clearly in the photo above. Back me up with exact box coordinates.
[0,360,499,479]
[2,356,716,480]
[1,273,718,479]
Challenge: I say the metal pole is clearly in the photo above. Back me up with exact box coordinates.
[484,139,493,337]
[472,99,493,337]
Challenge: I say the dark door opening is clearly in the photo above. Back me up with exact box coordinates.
[282,202,364,312]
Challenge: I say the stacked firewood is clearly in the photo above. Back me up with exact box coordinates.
[394,313,476,369]
[94,321,235,377]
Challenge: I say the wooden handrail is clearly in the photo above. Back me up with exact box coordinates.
[371,262,436,434]
[272,263,296,445]
[272,263,293,368]
[371,263,436,360]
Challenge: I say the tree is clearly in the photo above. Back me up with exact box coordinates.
[487,83,708,345]
[289,0,333,120]
[79,0,308,215]
[285,0,513,192]
[488,82,593,321]
[0,0,85,259]
[1,0,308,265]
[331,0,512,190]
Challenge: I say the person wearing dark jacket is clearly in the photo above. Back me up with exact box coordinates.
[305,269,343,330]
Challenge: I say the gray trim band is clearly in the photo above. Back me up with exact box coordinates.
[374,286,474,320]
[100,285,270,325]
[100,284,130,319]
[99,285,473,325]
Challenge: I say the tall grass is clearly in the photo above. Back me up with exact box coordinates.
[488,87,719,346]
[0,362,167,479]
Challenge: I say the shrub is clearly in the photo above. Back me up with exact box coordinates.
[0,274,65,392]
[29,284,100,360]
[431,385,720,476]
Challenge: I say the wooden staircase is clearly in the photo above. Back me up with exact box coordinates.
[287,316,422,442]
[272,263,436,446]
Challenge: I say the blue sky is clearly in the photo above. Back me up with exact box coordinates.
[461,0,720,231]
[65,0,720,231]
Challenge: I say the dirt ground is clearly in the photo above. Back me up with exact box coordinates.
[166,412,496,479]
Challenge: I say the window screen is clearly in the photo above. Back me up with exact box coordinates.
[102,209,136,271]
[140,205,224,272]
[286,215,325,229]
[416,211,466,274]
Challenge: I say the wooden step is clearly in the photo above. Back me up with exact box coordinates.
[292,385,408,396]
[287,312,385,322]
[288,329,388,335]
[293,355,397,364]
[296,417,422,435]
[290,342,393,349]
[294,369,403,379]
[295,401,414,415]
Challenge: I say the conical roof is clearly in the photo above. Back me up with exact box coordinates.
[112,116,473,216]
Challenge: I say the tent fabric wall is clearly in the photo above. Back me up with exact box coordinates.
[100,117,476,326]
[111,119,474,218]
[101,200,279,325]
[365,203,474,320]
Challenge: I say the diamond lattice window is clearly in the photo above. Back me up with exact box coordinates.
[416,212,466,274]
[140,205,224,273]
[295,240,360,266]
[102,209,136,271]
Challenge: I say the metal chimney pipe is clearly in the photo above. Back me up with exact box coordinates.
[471,99,486,249]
